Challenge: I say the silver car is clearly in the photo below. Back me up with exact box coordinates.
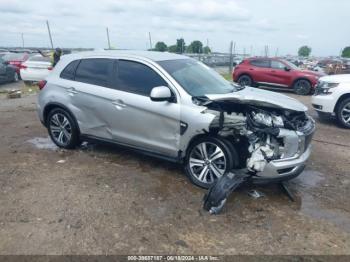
[37,51,315,188]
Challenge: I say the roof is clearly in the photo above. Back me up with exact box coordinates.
[64,50,189,62]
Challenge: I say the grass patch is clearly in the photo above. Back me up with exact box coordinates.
[221,73,232,81]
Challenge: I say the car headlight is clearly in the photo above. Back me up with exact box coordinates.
[321,82,339,95]
[252,112,284,127]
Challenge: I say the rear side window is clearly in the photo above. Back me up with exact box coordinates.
[75,58,114,87]
[116,60,167,96]
[250,59,270,68]
[60,60,80,80]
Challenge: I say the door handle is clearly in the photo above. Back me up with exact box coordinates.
[112,100,126,108]
[66,87,78,94]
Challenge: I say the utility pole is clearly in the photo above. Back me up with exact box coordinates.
[46,20,54,49]
[275,47,279,57]
[21,33,24,48]
[229,41,233,74]
[206,38,209,47]
[148,32,152,50]
[106,27,111,49]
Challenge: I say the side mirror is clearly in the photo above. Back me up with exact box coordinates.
[284,67,291,71]
[150,86,173,102]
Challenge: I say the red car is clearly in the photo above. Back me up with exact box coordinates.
[2,53,29,78]
[233,57,323,95]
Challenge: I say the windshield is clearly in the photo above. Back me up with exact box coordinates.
[282,59,299,70]
[158,59,238,96]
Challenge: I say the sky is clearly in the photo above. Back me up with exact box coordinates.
[0,0,349,56]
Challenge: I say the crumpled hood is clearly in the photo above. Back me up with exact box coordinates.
[205,87,308,112]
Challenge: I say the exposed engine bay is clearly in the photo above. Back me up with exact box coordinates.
[195,96,315,214]
[195,97,315,176]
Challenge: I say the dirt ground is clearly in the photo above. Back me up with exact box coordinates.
[0,81,349,255]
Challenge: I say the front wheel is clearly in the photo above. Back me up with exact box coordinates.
[184,137,236,189]
[237,75,253,87]
[293,79,311,95]
[336,98,350,128]
[47,108,80,149]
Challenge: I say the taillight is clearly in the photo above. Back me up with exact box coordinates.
[48,66,53,71]
[20,64,27,69]
[38,80,47,90]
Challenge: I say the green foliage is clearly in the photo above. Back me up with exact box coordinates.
[203,46,211,54]
[154,42,168,52]
[176,38,186,53]
[187,40,203,54]
[342,46,350,58]
[168,45,177,53]
[298,45,312,57]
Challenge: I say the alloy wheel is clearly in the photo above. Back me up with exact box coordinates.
[238,76,251,87]
[49,113,72,146]
[341,102,350,124]
[294,80,310,95]
[189,142,226,184]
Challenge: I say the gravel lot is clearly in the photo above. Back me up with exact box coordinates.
[0,81,349,255]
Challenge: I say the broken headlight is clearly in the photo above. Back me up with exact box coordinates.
[252,112,284,127]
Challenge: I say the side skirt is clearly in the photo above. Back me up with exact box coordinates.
[80,134,182,164]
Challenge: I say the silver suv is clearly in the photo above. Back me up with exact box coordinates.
[37,51,315,188]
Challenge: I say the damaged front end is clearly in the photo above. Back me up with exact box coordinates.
[197,96,315,182]
[197,95,315,214]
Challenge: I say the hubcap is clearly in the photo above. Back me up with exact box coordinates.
[49,113,72,146]
[341,102,350,124]
[189,142,226,184]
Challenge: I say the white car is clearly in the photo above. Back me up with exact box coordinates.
[312,74,350,128]
[20,55,52,83]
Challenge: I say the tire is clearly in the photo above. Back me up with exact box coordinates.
[293,79,311,95]
[237,75,253,87]
[47,108,80,149]
[336,98,350,128]
[184,136,237,189]
[13,72,19,82]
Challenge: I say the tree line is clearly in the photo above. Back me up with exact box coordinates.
[298,45,350,58]
[151,38,211,54]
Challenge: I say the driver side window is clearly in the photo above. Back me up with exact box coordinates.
[115,60,168,96]
[271,60,286,70]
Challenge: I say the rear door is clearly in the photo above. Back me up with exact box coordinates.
[248,59,271,83]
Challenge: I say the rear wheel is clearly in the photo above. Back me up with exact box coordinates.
[47,108,80,149]
[185,137,236,189]
[293,79,311,95]
[237,75,253,87]
[336,98,350,128]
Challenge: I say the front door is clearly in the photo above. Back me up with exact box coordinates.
[107,59,181,157]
